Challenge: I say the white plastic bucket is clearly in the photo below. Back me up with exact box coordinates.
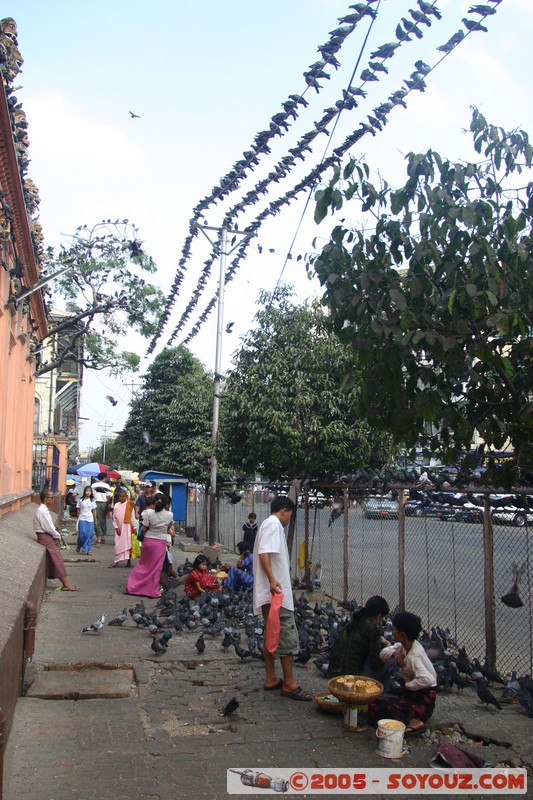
[376,719,405,758]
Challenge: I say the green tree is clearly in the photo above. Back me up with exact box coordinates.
[311,110,533,483]
[115,345,214,480]
[37,220,164,376]
[220,284,395,479]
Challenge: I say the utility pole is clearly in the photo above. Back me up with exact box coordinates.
[97,422,113,462]
[194,223,254,545]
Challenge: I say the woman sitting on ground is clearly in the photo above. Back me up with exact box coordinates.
[224,541,254,593]
[327,595,391,686]
[368,611,437,736]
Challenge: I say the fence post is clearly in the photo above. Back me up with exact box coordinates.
[343,487,349,603]
[483,497,496,667]
[303,486,310,585]
[398,489,406,611]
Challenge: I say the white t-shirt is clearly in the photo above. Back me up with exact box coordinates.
[77,498,96,522]
[253,514,294,614]
[142,508,174,541]
[91,481,111,502]
[380,639,437,690]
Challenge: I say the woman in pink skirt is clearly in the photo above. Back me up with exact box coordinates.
[125,494,175,597]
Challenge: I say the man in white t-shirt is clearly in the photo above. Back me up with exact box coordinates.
[91,474,111,544]
[253,496,311,701]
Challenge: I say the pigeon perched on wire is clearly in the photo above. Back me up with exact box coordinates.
[501,562,527,608]
[82,614,106,633]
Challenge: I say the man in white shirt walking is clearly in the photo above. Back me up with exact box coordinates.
[34,489,78,591]
[253,496,311,700]
[91,474,111,544]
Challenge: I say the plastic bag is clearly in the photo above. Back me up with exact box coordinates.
[430,741,489,769]
[297,541,306,571]
[265,592,284,653]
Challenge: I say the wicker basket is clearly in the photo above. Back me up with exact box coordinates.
[328,675,383,704]
[314,691,345,714]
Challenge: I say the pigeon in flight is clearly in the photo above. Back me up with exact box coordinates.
[501,562,526,608]
[129,110,140,118]
[82,614,106,633]
[106,395,117,406]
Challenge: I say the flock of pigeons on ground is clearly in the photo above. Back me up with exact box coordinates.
[80,560,533,722]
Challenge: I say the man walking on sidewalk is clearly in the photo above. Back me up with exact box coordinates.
[91,473,112,544]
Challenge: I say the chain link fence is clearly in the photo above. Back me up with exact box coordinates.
[186,483,532,675]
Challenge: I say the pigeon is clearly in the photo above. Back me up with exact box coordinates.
[501,563,527,608]
[328,501,344,527]
[225,322,234,334]
[105,395,117,406]
[82,614,105,633]
[225,490,242,505]
[151,636,166,656]
[233,642,263,661]
[129,110,140,118]
[158,630,172,648]
[517,680,533,717]
[476,679,502,710]
[195,633,205,654]
[222,697,239,716]
[108,608,127,626]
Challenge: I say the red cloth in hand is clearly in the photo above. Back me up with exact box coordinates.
[265,592,284,653]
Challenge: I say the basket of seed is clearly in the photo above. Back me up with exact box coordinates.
[327,675,383,704]
[314,690,345,714]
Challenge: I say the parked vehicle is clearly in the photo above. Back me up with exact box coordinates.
[405,498,442,518]
[364,496,398,519]
[298,491,328,509]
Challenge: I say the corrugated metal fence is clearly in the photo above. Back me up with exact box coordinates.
[187,483,532,676]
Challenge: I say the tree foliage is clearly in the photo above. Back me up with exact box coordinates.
[219,285,395,479]
[113,346,214,481]
[311,109,533,483]
[38,220,164,376]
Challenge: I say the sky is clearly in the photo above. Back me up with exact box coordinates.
[9,0,533,456]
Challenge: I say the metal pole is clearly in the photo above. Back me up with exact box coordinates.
[343,487,349,603]
[483,497,496,667]
[398,489,406,611]
[209,226,227,545]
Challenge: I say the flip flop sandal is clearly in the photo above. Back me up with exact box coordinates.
[404,724,426,737]
[280,685,312,701]
[264,678,283,690]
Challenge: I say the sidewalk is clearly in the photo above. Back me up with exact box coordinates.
[4,518,533,800]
